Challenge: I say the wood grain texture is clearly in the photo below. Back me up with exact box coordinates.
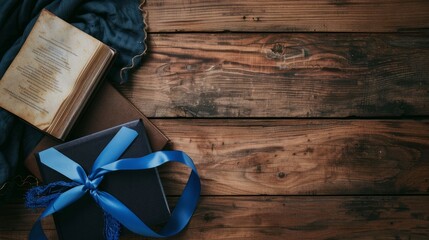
[151,119,429,195]
[144,0,429,32]
[169,196,429,240]
[0,231,57,240]
[0,203,55,239]
[120,33,429,117]
[2,1,428,239]
[2,196,428,240]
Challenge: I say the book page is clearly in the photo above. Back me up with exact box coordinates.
[0,10,100,130]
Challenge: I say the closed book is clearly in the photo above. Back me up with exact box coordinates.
[36,120,170,240]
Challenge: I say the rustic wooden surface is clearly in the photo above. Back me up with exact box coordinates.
[145,0,429,32]
[1,0,429,239]
[153,119,429,196]
[123,33,429,117]
[2,197,429,240]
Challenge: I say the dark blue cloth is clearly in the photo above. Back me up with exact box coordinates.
[0,0,146,188]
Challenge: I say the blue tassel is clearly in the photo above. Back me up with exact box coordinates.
[104,212,121,240]
[26,180,122,239]
[25,181,79,209]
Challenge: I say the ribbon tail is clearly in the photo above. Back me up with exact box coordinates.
[29,220,47,240]
[90,127,137,176]
[161,171,201,235]
[95,151,198,177]
[94,151,201,237]
[29,185,86,239]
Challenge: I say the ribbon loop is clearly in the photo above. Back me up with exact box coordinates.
[39,148,87,184]
[90,127,138,177]
[28,127,201,239]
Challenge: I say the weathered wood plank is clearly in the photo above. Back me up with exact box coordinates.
[2,196,429,239]
[0,231,57,240]
[0,205,54,231]
[151,119,429,195]
[169,196,429,240]
[145,0,429,32]
[120,33,429,117]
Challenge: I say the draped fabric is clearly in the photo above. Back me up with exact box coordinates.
[0,0,146,188]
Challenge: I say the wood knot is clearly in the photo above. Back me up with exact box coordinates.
[305,147,314,154]
[203,212,217,222]
[271,43,287,55]
[277,172,286,178]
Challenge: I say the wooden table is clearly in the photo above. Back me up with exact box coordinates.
[1,1,429,239]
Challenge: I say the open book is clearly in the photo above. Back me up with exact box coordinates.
[0,9,115,140]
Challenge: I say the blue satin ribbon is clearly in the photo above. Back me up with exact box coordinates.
[29,127,201,239]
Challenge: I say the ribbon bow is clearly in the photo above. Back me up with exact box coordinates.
[28,127,201,239]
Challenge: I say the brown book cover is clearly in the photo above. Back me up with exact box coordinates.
[25,82,169,180]
[36,120,170,239]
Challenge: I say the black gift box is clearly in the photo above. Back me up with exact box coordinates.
[36,120,170,240]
